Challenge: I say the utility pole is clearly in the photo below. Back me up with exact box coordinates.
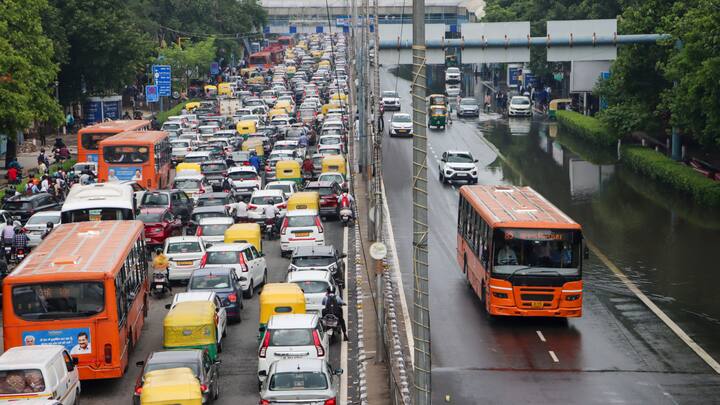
[411,0,431,403]
[372,0,384,364]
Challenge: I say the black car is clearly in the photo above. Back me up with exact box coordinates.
[2,193,61,224]
[289,245,347,288]
[134,349,220,405]
[139,190,194,224]
[200,160,230,189]
[187,205,229,235]
[187,267,243,321]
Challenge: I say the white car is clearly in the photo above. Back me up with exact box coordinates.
[317,135,345,154]
[445,83,461,97]
[274,140,305,159]
[168,291,227,344]
[183,150,212,164]
[286,270,335,313]
[227,166,261,191]
[257,314,329,384]
[172,172,209,202]
[389,113,413,137]
[508,96,533,117]
[196,217,234,244]
[170,139,194,163]
[317,145,344,157]
[317,172,346,190]
[164,236,206,282]
[445,67,461,83]
[280,209,325,257]
[439,150,479,184]
[203,242,267,298]
[25,211,61,247]
[264,181,298,200]
[381,90,401,111]
[247,189,287,220]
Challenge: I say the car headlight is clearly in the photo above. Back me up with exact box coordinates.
[445,169,453,175]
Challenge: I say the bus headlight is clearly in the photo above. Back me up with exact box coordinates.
[565,294,580,301]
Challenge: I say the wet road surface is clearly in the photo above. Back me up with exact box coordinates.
[380,66,720,404]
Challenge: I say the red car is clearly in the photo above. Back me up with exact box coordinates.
[138,207,184,247]
[304,181,343,219]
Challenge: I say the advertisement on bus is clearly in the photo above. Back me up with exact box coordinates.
[22,327,92,355]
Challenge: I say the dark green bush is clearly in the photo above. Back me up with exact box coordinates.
[556,110,619,147]
[157,100,200,124]
[621,146,720,207]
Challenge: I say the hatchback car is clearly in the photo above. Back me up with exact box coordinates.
[203,242,268,298]
[457,97,480,117]
[303,181,342,219]
[188,206,229,235]
[134,349,220,405]
[200,160,229,190]
[286,270,336,313]
[140,190,194,223]
[389,113,413,137]
[196,216,234,244]
[184,150,213,164]
[187,267,243,322]
[227,166,261,201]
[2,193,61,224]
[264,181,298,200]
[260,359,342,404]
[138,208,183,248]
[288,245,346,285]
[257,314,329,386]
[317,172,346,191]
[164,236,206,282]
[280,209,325,257]
[172,173,210,202]
[508,96,532,117]
[24,211,61,248]
[247,189,287,221]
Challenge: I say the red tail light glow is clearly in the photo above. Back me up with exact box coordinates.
[258,331,270,358]
[104,344,112,364]
[228,293,237,303]
[280,217,289,234]
[196,226,203,236]
[200,253,208,267]
[135,387,143,395]
[248,203,257,209]
[260,400,270,405]
[200,384,208,393]
[314,217,324,233]
[238,253,249,272]
[324,398,337,405]
[313,329,325,357]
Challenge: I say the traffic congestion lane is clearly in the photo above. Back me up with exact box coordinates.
[77,221,345,405]
[380,67,720,403]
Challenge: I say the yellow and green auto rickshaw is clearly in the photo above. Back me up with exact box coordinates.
[203,85,218,98]
[140,367,202,405]
[428,94,447,106]
[236,120,257,139]
[275,160,302,185]
[258,283,306,338]
[287,191,320,213]
[548,98,573,119]
[218,82,233,97]
[185,101,201,112]
[163,301,219,361]
[321,155,347,177]
[224,223,262,253]
[428,105,448,129]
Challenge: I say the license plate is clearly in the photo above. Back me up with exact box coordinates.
[177,261,193,266]
[295,232,310,237]
[531,302,544,309]
[155,285,164,291]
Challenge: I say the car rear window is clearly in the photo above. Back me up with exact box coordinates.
[287,216,316,228]
[202,164,226,172]
[137,212,163,223]
[197,198,225,207]
[292,256,334,267]
[141,193,169,206]
[145,362,199,377]
[167,242,202,254]
[293,280,329,294]
[174,179,200,189]
[269,329,313,346]
[206,251,239,265]
[251,196,283,205]
[318,187,335,196]
[190,274,231,289]
[269,371,328,391]
[199,224,230,236]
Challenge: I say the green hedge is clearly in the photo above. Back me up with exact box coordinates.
[556,110,619,147]
[157,99,200,124]
[621,146,720,207]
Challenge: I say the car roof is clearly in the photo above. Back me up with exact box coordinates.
[291,245,336,257]
[186,151,212,156]
[28,210,61,218]
[198,192,230,198]
[272,358,325,373]
[228,166,257,173]
[252,189,284,197]
[192,267,232,277]
[446,150,473,155]
[198,217,233,225]
[266,180,295,186]
[206,242,252,252]
[0,345,66,368]
[148,350,201,364]
[192,205,227,213]
[287,270,331,282]
[267,313,320,329]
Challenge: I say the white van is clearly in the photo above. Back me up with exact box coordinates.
[0,345,80,405]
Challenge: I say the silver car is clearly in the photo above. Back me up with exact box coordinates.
[259,359,342,403]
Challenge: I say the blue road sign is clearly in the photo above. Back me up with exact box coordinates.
[290,26,297,34]
[145,85,159,103]
[343,26,349,33]
[508,67,522,86]
[152,65,171,97]
[316,26,323,33]
[263,26,270,34]
[210,62,220,75]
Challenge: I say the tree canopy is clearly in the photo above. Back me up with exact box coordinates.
[158,38,217,92]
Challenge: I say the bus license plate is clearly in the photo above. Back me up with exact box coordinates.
[531,302,544,309]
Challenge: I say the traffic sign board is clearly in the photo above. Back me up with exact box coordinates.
[145,85,159,103]
[152,65,171,97]
[370,242,387,260]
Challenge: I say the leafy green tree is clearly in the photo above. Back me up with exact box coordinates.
[158,38,217,92]
[0,0,62,164]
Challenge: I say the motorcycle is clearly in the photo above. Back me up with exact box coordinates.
[3,242,12,263]
[321,313,341,344]
[14,247,27,264]
[339,207,353,227]
[151,271,171,298]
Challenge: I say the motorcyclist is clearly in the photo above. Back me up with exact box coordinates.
[151,248,172,291]
[337,190,355,220]
[13,227,29,256]
[249,151,261,173]
[321,287,348,341]
[302,157,314,178]
[2,224,15,261]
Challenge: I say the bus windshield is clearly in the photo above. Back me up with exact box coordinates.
[62,208,133,223]
[12,282,105,320]
[492,228,581,277]
[82,133,115,150]
[104,146,150,163]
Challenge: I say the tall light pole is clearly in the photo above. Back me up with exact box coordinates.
[411,0,431,403]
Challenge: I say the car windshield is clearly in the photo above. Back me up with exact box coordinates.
[3,201,32,211]
[511,98,530,106]
[292,256,334,267]
[202,164,226,172]
[460,98,477,105]
[269,329,313,346]
[174,179,200,189]
[103,145,149,163]
[26,215,60,226]
[199,223,230,236]
[319,174,343,185]
[192,212,225,222]
[206,251,239,265]
[294,280,328,294]
[251,196,283,205]
[287,215,316,228]
[141,193,169,206]
[145,362,199,377]
[167,242,202,254]
[447,154,474,163]
[382,91,398,98]
[317,187,335,197]
[229,171,257,180]
[12,282,105,320]
[393,115,411,123]
[0,369,46,394]
[492,228,582,277]
[197,198,225,207]
[269,371,328,391]
[190,274,231,289]
[137,212,164,223]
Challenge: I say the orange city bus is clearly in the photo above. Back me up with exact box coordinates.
[457,185,585,317]
[77,120,151,163]
[98,130,171,189]
[278,35,294,48]
[249,51,272,68]
[2,220,149,380]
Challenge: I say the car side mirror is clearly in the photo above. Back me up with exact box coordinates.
[164,303,172,310]
[474,159,479,163]
[340,253,347,259]
[334,368,344,375]
[136,360,145,367]
[258,370,267,377]
[440,158,446,162]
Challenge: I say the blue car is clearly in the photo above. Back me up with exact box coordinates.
[187,267,244,322]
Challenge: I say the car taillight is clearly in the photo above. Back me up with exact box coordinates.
[278,202,287,209]
[135,387,143,395]
[196,226,203,236]
[324,398,336,405]
[265,166,272,172]
[258,331,270,358]
[243,162,250,166]
[280,217,289,233]
[104,344,112,363]
[248,203,257,209]
[238,253,249,272]
[228,293,237,303]
[200,384,208,393]
[260,400,271,405]
[200,253,208,267]
[315,217,324,233]
[313,329,325,357]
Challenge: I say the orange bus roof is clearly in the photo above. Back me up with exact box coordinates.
[7,221,144,280]
[78,120,150,133]
[99,130,168,145]
[459,185,580,230]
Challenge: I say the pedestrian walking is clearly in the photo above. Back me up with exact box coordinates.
[65,112,75,134]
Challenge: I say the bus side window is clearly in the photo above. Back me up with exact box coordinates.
[116,277,127,325]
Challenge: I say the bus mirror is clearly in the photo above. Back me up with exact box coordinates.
[164,303,171,310]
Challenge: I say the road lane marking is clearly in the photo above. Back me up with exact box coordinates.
[536,330,546,342]
[587,240,720,374]
[549,351,559,363]
[477,131,720,375]
[340,225,349,403]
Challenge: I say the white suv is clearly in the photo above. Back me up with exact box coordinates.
[257,314,329,386]
[381,90,401,111]
[286,270,336,313]
[439,150,479,184]
[389,113,413,137]
[247,189,287,221]
[508,96,532,117]
[196,217,235,244]
[164,236,206,282]
[445,67,461,83]
[280,209,325,257]
[203,242,268,298]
